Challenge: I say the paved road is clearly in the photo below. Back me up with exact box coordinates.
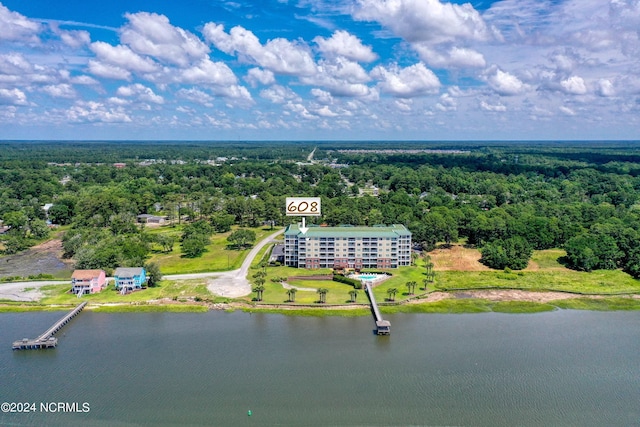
[0,228,285,301]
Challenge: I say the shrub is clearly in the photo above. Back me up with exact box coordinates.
[332,274,362,289]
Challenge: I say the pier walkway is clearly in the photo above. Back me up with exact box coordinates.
[12,301,87,350]
[364,283,390,335]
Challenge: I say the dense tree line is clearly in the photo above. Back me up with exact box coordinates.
[3,141,640,276]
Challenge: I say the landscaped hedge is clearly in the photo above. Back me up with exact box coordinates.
[333,274,362,289]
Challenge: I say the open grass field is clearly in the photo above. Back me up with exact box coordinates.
[148,225,276,274]
[429,245,640,294]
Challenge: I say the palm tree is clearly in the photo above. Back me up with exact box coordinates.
[422,278,429,291]
[287,288,297,302]
[317,288,328,303]
[386,287,398,302]
[406,281,417,295]
[349,289,358,303]
[252,284,265,301]
[425,261,434,276]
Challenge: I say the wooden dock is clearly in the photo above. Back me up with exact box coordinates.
[12,302,87,350]
[364,283,390,335]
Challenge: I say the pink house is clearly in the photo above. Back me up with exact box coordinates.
[71,270,107,295]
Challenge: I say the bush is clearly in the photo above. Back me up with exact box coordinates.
[332,274,362,289]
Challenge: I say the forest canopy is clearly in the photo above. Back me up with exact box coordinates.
[2,140,640,276]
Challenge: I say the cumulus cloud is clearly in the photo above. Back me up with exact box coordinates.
[203,23,316,76]
[480,100,507,112]
[260,85,300,104]
[353,0,492,44]
[177,88,214,106]
[311,88,334,104]
[483,66,529,96]
[314,30,378,62]
[560,75,587,95]
[57,28,91,48]
[87,60,131,80]
[300,57,374,97]
[66,101,132,123]
[120,12,210,67]
[42,84,76,99]
[0,88,28,105]
[90,42,159,73]
[116,83,164,104]
[0,4,41,43]
[435,93,457,111]
[0,53,33,75]
[597,79,615,97]
[415,45,486,68]
[371,62,440,97]
[178,58,238,86]
[245,68,275,87]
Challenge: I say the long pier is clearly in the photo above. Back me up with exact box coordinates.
[12,302,87,350]
[364,283,390,335]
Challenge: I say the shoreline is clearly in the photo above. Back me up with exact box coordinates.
[2,289,640,314]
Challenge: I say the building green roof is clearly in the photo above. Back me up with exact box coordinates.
[284,224,411,238]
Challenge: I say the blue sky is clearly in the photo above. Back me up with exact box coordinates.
[0,0,638,140]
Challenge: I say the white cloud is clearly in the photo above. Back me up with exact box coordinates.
[42,84,76,99]
[0,4,41,43]
[415,45,486,68]
[90,41,159,73]
[285,101,317,119]
[371,62,440,97]
[559,106,576,116]
[116,83,164,104]
[179,58,238,86]
[120,12,210,67]
[311,88,334,104]
[483,66,529,96]
[597,79,615,97]
[395,98,413,112]
[260,85,300,104]
[0,88,28,105]
[560,75,587,95]
[87,60,131,80]
[245,68,275,87]
[353,0,492,45]
[435,93,457,111]
[57,29,91,48]
[480,100,507,112]
[314,30,378,62]
[0,53,33,74]
[300,57,374,97]
[314,105,338,117]
[177,88,214,106]
[203,23,316,76]
[66,101,132,123]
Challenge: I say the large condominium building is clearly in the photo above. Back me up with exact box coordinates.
[284,224,412,269]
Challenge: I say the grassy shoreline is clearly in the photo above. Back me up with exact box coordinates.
[3,293,640,314]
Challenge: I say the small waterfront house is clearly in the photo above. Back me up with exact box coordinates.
[114,267,146,293]
[71,269,107,295]
[136,214,167,224]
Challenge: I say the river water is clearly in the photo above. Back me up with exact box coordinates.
[1,310,639,426]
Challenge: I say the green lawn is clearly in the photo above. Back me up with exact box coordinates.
[40,280,214,305]
[435,269,640,295]
[148,226,277,274]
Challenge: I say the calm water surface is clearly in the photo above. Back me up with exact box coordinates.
[1,310,639,426]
